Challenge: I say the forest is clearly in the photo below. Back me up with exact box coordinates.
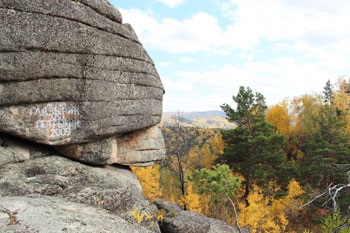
[132,78,350,233]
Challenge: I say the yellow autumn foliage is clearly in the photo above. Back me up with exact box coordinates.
[182,181,202,213]
[333,77,350,132]
[131,165,163,202]
[238,185,288,233]
[239,179,304,233]
[272,179,305,219]
[131,208,153,224]
[266,103,290,137]
[159,167,182,205]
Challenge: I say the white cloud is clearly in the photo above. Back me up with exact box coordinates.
[118,2,350,112]
[119,9,223,53]
[119,9,157,34]
[156,0,187,8]
[121,1,350,54]
[162,77,194,93]
[218,0,350,51]
[164,58,337,111]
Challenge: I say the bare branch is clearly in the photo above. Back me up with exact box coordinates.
[303,189,328,208]
[327,182,350,212]
[333,163,350,169]
[226,195,243,233]
[303,170,350,212]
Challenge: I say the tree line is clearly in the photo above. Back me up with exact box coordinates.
[132,78,350,233]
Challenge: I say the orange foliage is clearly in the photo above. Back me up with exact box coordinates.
[182,181,202,213]
[266,103,290,137]
[239,180,304,233]
[131,165,163,202]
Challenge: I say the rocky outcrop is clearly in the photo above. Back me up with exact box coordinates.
[155,201,244,233]
[56,125,166,166]
[0,134,160,232]
[0,135,243,233]
[0,136,31,166]
[0,1,241,232]
[0,195,153,233]
[0,0,164,145]
[0,0,165,166]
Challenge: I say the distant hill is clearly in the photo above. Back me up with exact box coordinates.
[161,111,235,129]
[163,111,226,119]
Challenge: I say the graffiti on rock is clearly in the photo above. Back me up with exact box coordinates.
[29,103,80,139]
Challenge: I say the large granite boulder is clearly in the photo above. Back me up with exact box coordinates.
[155,201,245,233]
[0,0,164,146]
[0,133,242,233]
[0,0,165,166]
[0,134,161,232]
[0,195,154,233]
[0,1,241,232]
[56,125,166,166]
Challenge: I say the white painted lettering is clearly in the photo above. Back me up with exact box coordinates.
[29,103,80,139]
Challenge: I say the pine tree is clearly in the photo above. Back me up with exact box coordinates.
[301,81,350,195]
[219,86,286,204]
[323,79,334,105]
[190,164,242,228]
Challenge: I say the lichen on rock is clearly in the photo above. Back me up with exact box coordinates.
[0,0,165,166]
[0,0,164,140]
[0,134,161,232]
[0,0,242,232]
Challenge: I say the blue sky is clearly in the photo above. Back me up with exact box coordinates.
[110,0,350,112]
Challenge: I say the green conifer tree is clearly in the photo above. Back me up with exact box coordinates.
[219,86,286,205]
[301,81,350,215]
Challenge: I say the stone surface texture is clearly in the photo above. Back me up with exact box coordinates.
[55,125,166,166]
[0,0,240,232]
[0,136,242,233]
[0,136,30,166]
[0,134,161,232]
[0,195,153,233]
[0,0,164,146]
[155,201,244,233]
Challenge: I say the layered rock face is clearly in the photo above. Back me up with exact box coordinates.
[0,0,166,231]
[0,1,241,232]
[0,136,242,232]
[0,134,160,232]
[56,125,166,166]
[0,0,165,165]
